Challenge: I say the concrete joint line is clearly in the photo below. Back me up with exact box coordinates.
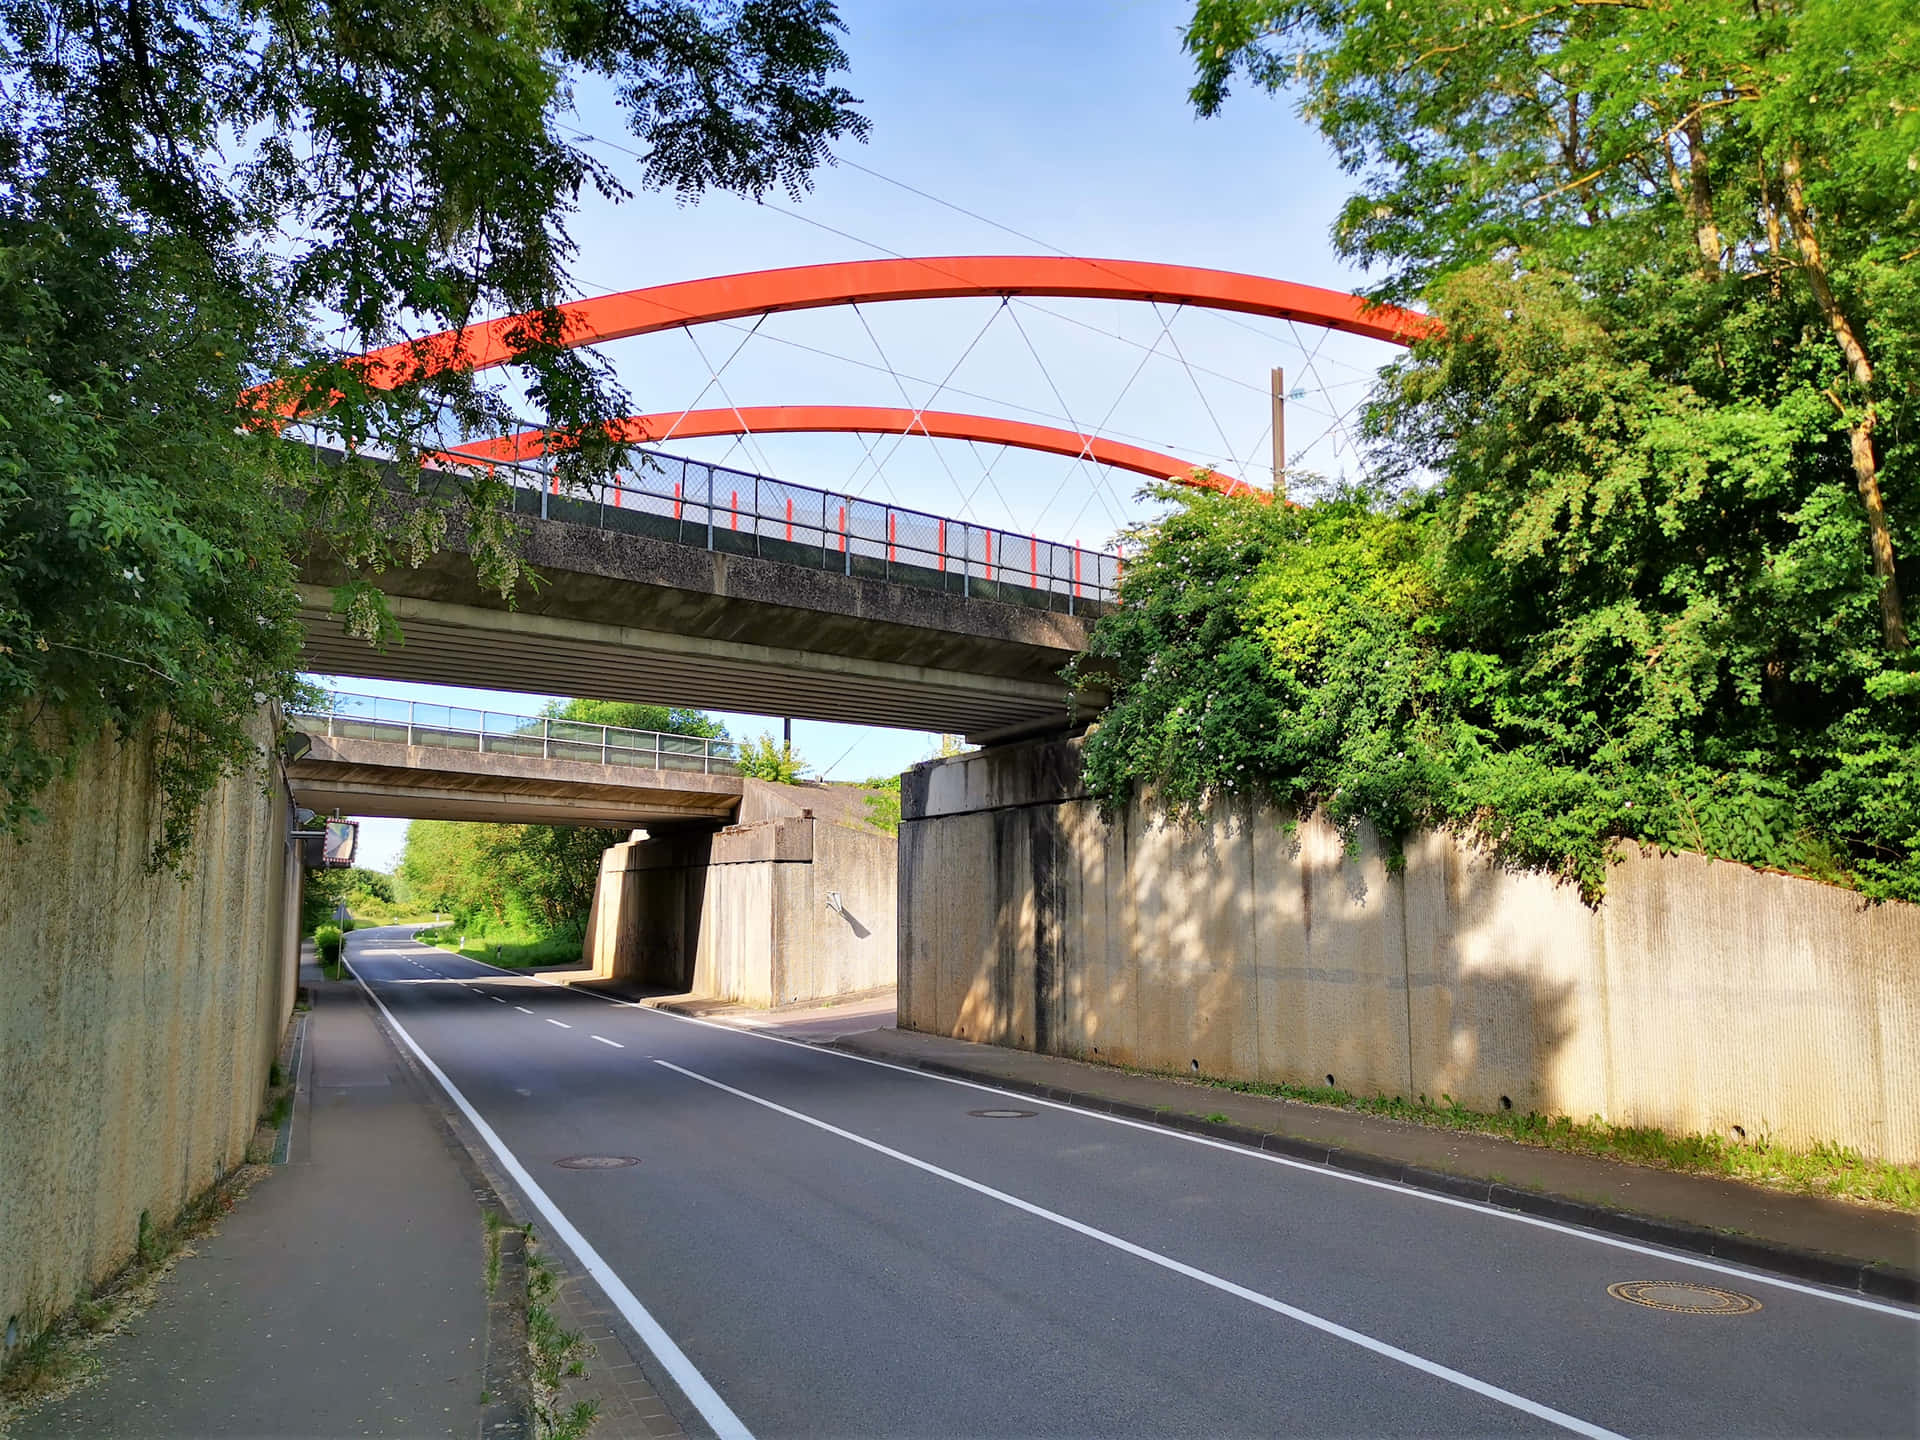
[651,1058,1625,1440]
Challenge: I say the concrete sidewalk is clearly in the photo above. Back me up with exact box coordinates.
[831,1026,1920,1300]
[15,968,508,1439]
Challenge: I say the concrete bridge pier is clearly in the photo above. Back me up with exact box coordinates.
[583,781,897,1007]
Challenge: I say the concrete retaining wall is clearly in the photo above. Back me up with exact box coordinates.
[0,718,300,1342]
[899,739,1920,1164]
[584,809,897,1006]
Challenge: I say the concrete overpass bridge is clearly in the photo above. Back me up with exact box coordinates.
[295,443,1110,743]
[286,691,747,827]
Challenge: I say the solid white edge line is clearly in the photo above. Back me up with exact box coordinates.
[343,952,754,1440]
[655,1058,1622,1440]
[438,945,1918,1321]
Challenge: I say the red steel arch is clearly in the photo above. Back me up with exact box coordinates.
[445,406,1252,497]
[349,255,1433,387]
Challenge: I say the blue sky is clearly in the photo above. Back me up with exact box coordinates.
[321,0,1401,871]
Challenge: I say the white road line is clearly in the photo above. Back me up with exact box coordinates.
[493,997,507,1004]
[449,953,1918,1320]
[340,959,751,1440]
[546,1019,572,1029]
[515,1006,534,1015]
[656,1059,1621,1438]
[592,1036,623,1048]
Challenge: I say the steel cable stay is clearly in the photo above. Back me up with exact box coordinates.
[850,300,977,518]
[858,297,1013,507]
[679,322,783,484]
[1028,297,1183,537]
[1001,303,1128,535]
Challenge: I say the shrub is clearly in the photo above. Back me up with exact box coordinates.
[314,925,342,966]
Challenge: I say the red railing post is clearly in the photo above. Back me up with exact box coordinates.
[937,519,945,572]
[730,489,738,531]
[613,475,624,508]
[837,504,846,551]
[1073,544,1082,598]
[672,481,682,520]
[1030,535,1038,583]
[984,530,993,581]
[887,512,896,564]
[785,496,794,543]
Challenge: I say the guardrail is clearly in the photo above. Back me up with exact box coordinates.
[290,692,740,775]
[291,434,1123,614]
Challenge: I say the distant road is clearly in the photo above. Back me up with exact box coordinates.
[344,927,1918,1439]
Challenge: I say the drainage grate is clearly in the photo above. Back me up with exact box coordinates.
[1607,1281,1762,1315]
[967,1108,1037,1119]
[553,1155,641,1170]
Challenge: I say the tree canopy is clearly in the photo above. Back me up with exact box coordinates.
[1,0,864,865]
[1069,0,1919,899]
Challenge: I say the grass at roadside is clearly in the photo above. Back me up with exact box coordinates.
[1154,1067,1920,1211]
[413,923,582,970]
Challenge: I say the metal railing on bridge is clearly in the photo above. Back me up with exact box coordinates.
[405,442,1123,614]
[291,692,740,775]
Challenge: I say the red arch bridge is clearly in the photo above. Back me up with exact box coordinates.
[292,256,1428,737]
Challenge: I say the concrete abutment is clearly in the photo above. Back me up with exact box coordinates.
[899,737,1920,1165]
[0,714,302,1343]
[583,779,897,1006]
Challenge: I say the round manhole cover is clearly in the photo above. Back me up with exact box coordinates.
[1607,1281,1762,1316]
[553,1155,640,1170]
[967,1108,1037,1119]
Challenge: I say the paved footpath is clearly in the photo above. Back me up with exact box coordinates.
[17,958,497,1440]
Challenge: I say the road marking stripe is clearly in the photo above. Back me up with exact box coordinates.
[656,1059,1622,1439]
[342,956,752,1440]
[515,1006,534,1015]
[546,1019,572,1029]
[447,950,1917,1320]
[592,1036,623,1048]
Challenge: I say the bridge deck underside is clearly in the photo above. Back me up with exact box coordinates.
[287,735,745,827]
[298,508,1101,739]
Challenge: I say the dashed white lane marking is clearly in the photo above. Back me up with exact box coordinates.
[515,1006,534,1015]
[341,958,750,1440]
[591,1035,623,1048]
[546,1019,571,1029]
[655,1058,1625,1440]
[492,997,507,1004]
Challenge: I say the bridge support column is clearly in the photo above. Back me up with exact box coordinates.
[583,792,897,1007]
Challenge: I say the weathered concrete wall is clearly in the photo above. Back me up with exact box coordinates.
[584,809,897,1007]
[0,719,300,1342]
[900,739,1920,1164]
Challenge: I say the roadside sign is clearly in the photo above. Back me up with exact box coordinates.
[322,819,358,868]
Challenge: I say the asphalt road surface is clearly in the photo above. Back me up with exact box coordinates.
[343,927,1920,1439]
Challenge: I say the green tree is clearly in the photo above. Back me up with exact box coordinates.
[398,818,621,935]
[544,698,727,740]
[2,0,864,864]
[735,733,806,782]
[1186,0,1915,650]
[1148,0,1920,898]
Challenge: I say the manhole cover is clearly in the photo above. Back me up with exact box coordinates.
[553,1155,640,1170]
[1608,1281,1762,1316]
[967,1108,1037,1119]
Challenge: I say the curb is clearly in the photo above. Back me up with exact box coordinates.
[834,1044,1920,1307]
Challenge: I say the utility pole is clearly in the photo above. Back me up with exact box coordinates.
[1270,366,1286,501]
